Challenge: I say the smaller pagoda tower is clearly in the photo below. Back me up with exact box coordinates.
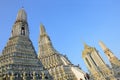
[99,41,120,78]
[82,43,116,80]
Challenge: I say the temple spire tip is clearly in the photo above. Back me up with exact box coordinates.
[16,8,27,22]
[40,23,46,35]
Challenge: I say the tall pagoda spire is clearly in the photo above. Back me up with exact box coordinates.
[99,41,115,59]
[99,41,120,61]
[38,25,87,80]
[99,41,120,77]
[39,24,51,44]
[38,24,58,59]
[0,8,50,80]
[11,8,29,37]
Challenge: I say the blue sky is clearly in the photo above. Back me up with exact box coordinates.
[0,0,120,72]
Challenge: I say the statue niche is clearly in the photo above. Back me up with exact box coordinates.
[21,26,25,35]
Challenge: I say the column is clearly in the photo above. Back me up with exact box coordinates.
[33,72,37,80]
[23,72,27,80]
[10,73,15,80]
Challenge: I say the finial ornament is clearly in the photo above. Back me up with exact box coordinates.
[22,6,24,9]
[21,0,24,9]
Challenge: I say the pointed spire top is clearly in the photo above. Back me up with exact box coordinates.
[99,41,107,51]
[82,43,92,58]
[40,23,46,35]
[16,8,27,22]
[83,43,90,49]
